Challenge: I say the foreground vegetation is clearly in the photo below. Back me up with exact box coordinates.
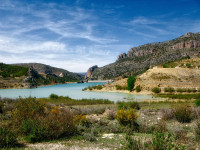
[1,94,200,149]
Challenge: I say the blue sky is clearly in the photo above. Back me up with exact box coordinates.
[0,0,200,72]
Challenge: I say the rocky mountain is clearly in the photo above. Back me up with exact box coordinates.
[89,32,200,79]
[13,63,84,81]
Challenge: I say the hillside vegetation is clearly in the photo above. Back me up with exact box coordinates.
[0,63,28,78]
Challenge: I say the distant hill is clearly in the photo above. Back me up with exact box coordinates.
[0,63,28,78]
[13,63,84,81]
[76,72,87,76]
[0,63,84,89]
[88,32,200,79]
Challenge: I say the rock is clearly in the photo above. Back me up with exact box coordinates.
[85,65,98,79]
[117,53,127,60]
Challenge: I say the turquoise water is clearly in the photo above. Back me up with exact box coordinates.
[0,82,156,102]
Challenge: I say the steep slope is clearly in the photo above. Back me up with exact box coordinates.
[135,67,200,92]
[95,57,200,93]
[90,32,200,79]
[13,63,84,81]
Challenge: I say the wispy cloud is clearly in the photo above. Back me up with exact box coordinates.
[130,16,160,25]
[0,0,199,72]
[0,0,121,71]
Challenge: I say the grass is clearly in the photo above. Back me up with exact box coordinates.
[39,95,114,106]
[157,93,200,100]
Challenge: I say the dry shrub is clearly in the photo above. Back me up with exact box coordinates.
[156,120,167,133]
[107,109,116,120]
[195,120,200,141]
[12,97,76,143]
[173,127,188,142]
[72,106,106,115]
[193,107,200,119]
[138,120,167,134]
[161,108,174,120]
[172,104,193,123]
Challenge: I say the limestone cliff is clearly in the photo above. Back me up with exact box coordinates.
[90,32,200,79]
[85,65,98,79]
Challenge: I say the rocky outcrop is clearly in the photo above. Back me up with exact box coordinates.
[85,65,98,79]
[117,33,200,61]
[173,40,200,49]
[90,32,200,80]
[117,53,127,60]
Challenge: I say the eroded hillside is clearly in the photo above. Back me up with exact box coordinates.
[89,32,200,80]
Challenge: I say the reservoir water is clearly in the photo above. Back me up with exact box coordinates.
[0,82,156,102]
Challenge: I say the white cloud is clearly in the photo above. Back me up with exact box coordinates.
[130,16,159,25]
[0,36,67,53]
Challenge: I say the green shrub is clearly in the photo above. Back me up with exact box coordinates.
[96,85,102,90]
[122,132,185,150]
[82,85,103,91]
[164,87,175,93]
[116,107,138,126]
[0,102,3,113]
[115,85,127,90]
[187,89,192,93]
[192,88,197,93]
[158,93,200,99]
[117,101,140,110]
[152,132,176,150]
[127,76,136,91]
[12,98,76,142]
[49,93,59,99]
[187,88,197,93]
[195,99,200,107]
[122,134,144,150]
[186,63,191,68]
[152,87,161,93]
[176,88,187,93]
[13,97,45,124]
[0,127,18,148]
[135,85,141,92]
[82,128,96,142]
[173,104,193,123]
[21,109,76,143]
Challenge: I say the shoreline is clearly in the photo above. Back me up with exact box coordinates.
[86,88,153,95]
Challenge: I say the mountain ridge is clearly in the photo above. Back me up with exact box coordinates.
[88,32,200,79]
[12,63,84,80]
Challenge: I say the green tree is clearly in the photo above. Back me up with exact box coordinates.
[127,76,136,91]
